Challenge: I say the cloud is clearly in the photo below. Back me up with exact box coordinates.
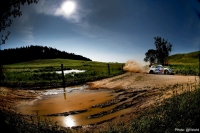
[20,26,34,44]
[32,0,125,38]
[34,0,89,23]
[34,0,58,15]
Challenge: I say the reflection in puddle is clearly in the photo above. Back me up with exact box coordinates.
[15,88,133,127]
[42,85,87,95]
[64,116,76,127]
[55,69,86,75]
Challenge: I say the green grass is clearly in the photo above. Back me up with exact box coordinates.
[169,64,199,76]
[2,59,125,88]
[130,86,200,133]
[168,51,199,64]
[167,51,199,76]
[3,59,118,68]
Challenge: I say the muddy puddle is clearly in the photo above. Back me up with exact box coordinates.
[55,69,86,75]
[15,86,135,127]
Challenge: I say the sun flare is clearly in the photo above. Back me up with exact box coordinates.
[62,1,76,15]
[64,116,76,127]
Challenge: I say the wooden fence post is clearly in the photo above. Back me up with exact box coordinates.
[61,64,65,88]
[0,65,2,84]
[108,64,110,75]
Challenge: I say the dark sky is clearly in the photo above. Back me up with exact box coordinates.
[1,0,200,63]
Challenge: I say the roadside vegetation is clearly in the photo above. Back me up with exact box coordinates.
[100,82,200,133]
[1,59,125,88]
[168,51,199,76]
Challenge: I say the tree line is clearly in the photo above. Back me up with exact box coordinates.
[1,45,91,64]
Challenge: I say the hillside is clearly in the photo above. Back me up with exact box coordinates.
[2,58,125,88]
[3,58,110,68]
[168,51,199,64]
[0,45,91,64]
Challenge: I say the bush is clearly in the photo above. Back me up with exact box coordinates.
[131,87,200,133]
[0,110,71,133]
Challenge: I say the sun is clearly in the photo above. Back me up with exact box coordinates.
[62,1,76,15]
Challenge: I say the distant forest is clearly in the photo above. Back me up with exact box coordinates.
[1,45,91,64]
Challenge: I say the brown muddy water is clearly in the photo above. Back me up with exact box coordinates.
[15,86,133,127]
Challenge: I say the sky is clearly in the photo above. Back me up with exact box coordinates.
[1,0,200,64]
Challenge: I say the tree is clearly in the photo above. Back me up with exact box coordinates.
[0,0,39,83]
[0,0,39,44]
[144,49,157,63]
[144,36,172,65]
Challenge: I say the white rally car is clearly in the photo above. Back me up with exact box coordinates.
[148,65,173,74]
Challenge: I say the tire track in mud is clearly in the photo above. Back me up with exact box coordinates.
[42,89,149,120]
[44,109,88,116]
[42,87,164,123]
[88,90,148,119]
[43,89,148,118]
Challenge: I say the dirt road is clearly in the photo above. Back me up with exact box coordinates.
[83,72,198,130]
[0,72,199,130]
[87,72,197,90]
[87,72,198,112]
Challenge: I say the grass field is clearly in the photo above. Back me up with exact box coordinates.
[2,59,125,88]
[1,50,199,87]
[168,51,199,63]
[167,51,199,76]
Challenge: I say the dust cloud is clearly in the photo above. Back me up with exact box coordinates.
[123,60,146,73]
